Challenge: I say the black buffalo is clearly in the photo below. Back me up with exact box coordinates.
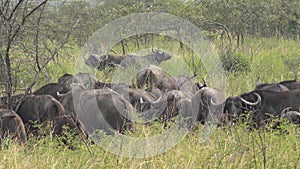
[58,83,87,115]
[57,73,76,85]
[34,83,71,100]
[74,72,99,89]
[119,49,172,68]
[255,83,289,92]
[113,86,162,112]
[75,88,133,135]
[224,89,300,127]
[85,54,124,70]
[85,49,171,70]
[161,90,193,127]
[0,109,27,145]
[281,107,300,124]
[143,49,172,64]
[145,86,165,100]
[154,76,180,92]
[192,87,226,125]
[279,79,300,90]
[136,65,166,88]
[17,95,65,127]
[255,77,300,91]
[148,75,197,93]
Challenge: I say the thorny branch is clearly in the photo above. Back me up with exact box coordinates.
[14,18,80,112]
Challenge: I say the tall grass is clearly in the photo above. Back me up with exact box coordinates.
[2,37,299,168]
[0,123,299,168]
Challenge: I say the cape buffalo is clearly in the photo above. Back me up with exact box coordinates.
[58,83,87,115]
[145,86,165,100]
[75,88,133,135]
[161,90,193,127]
[85,54,124,70]
[17,95,65,127]
[113,86,160,112]
[119,49,171,69]
[193,78,208,92]
[155,77,180,92]
[0,109,27,145]
[57,73,76,85]
[224,89,300,127]
[281,107,300,124]
[74,72,99,89]
[191,87,225,125]
[153,75,199,93]
[85,49,171,70]
[119,55,150,69]
[136,65,166,88]
[279,79,300,90]
[143,49,172,64]
[34,83,71,100]
[255,83,290,92]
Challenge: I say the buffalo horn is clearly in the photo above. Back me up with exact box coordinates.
[151,96,162,105]
[140,97,144,104]
[240,93,261,106]
[57,91,66,97]
[280,107,291,117]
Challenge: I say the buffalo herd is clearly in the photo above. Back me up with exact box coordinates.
[1,51,300,146]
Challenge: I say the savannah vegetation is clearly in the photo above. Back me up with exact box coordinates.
[0,0,299,168]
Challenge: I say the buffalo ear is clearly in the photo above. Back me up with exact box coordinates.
[152,48,158,53]
[202,78,207,87]
[256,76,261,85]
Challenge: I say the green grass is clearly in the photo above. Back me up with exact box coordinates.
[41,36,299,96]
[1,123,299,168]
[3,37,300,168]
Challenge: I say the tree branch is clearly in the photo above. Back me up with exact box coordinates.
[8,0,24,21]
[14,18,80,112]
[202,20,232,47]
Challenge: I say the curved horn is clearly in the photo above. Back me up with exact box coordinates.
[140,97,144,104]
[56,91,66,97]
[152,96,162,104]
[281,107,291,117]
[240,93,261,106]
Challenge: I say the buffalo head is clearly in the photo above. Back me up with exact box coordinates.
[224,92,261,121]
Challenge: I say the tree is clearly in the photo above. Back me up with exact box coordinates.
[0,0,78,110]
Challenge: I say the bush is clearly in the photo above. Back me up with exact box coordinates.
[220,49,250,74]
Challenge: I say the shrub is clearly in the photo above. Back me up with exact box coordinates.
[220,49,250,74]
